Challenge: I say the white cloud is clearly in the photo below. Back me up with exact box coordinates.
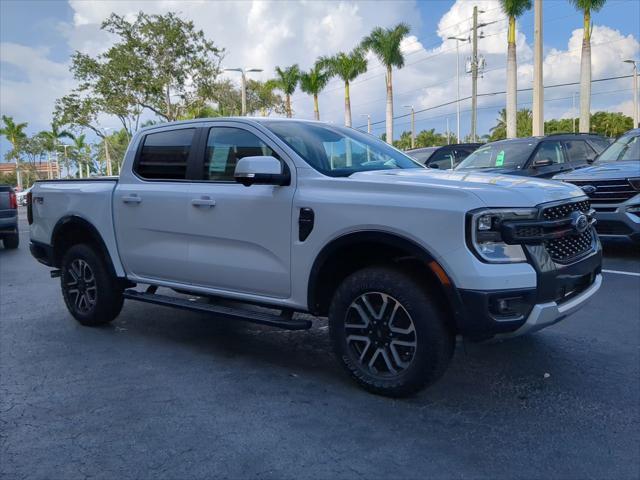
[1,0,638,145]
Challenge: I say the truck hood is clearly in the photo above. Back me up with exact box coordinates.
[350,169,585,207]
[554,161,640,181]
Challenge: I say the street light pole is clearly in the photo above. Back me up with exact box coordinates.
[447,36,467,143]
[224,67,263,116]
[403,105,415,149]
[101,127,113,176]
[624,60,639,128]
[360,114,371,133]
[58,143,72,178]
[532,0,544,136]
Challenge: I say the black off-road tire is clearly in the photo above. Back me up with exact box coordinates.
[60,244,124,326]
[329,266,454,397]
[3,231,19,249]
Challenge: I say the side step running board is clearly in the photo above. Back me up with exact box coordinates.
[123,289,312,330]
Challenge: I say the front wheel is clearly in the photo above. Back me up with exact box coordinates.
[61,244,124,326]
[329,267,454,397]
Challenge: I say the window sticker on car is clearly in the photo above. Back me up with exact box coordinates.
[495,150,505,167]
[209,145,231,173]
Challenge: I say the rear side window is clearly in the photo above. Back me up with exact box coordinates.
[136,129,195,180]
[427,148,456,169]
[204,127,279,181]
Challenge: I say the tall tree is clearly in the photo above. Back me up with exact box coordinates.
[299,63,331,120]
[500,0,532,139]
[489,108,533,140]
[361,23,411,143]
[71,134,91,178]
[274,65,300,118]
[570,0,607,133]
[0,115,28,188]
[38,123,74,178]
[319,48,368,126]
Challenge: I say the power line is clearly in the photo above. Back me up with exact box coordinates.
[354,74,633,129]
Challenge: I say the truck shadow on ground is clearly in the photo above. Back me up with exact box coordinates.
[109,297,593,408]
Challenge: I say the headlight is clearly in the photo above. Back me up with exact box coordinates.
[467,208,538,263]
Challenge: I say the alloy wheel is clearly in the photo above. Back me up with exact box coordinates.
[344,292,417,377]
[65,258,97,314]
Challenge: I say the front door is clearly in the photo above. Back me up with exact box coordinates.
[113,127,199,284]
[185,123,294,298]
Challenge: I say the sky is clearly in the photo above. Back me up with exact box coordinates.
[1,0,639,159]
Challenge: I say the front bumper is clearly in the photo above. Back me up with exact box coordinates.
[496,273,602,338]
[591,196,640,242]
[456,228,602,340]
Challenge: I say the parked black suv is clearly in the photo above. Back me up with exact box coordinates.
[455,134,610,178]
[406,143,482,169]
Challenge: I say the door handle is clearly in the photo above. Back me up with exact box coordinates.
[122,194,142,204]
[191,196,216,208]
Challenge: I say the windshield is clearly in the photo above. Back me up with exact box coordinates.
[261,121,424,177]
[456,141,536,170]
[596,133,640,162]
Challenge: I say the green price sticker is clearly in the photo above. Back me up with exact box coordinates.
[495,150,505,167]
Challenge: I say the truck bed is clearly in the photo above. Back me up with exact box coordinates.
[29,178,125,276]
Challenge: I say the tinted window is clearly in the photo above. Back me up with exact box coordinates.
[564,140,596,163]
[589,137,612,152]
[532,141,565,165]
[136,129,195,180]
[456,141,536,170]
[409,148,436,163]
[263,121,422,177]
[427,148,456,169]
[205,127,279,181]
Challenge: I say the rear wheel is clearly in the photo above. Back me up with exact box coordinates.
[329,267,454,397]
[61,244,123,326]
[3,230,19,249]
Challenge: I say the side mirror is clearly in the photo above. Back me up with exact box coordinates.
[234,156,290,187]
[532,158,553,168]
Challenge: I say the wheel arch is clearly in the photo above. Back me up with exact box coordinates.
[51,215,122,278]
[307,230,464,331]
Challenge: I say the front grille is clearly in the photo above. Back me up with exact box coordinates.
[542,199,590,220]
[541,200,594,263]
[565,179,639,204]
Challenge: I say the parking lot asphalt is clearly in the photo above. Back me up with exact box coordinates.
[1,209,639,480]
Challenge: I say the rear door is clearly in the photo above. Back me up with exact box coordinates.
[183,122,295,298]
[113,127,200,284]
[527,140,569,178]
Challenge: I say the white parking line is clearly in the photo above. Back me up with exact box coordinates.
[602,269,640,277]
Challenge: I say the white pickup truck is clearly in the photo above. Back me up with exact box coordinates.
[29,118,603,396]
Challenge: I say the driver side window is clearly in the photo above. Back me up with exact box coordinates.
[204,127,279,181]
[532,141,565,165]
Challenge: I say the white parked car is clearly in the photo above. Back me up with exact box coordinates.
[28,118,602,396]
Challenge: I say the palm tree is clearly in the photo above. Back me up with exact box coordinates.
[570,0,607,133]
[274,65,300,118]
[319,49,368,127]
[500,0,531,139]
[299,63,331,120]
[361,23,411,143]
[0,116,28,188]
[38,123,74,178]
[71,134,90,178]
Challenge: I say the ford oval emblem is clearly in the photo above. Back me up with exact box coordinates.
[581,185,597,195]
[570,211,589,234]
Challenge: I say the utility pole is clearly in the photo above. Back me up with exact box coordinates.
[532,0,544,136]
[447,117,451,144]
[403,105,415,149]
[58,144,71,178]
[624,60,639,127]
[572,92,577,133]
[448,36,467,143]
[471,6,479,142]
[224,67,263,116]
